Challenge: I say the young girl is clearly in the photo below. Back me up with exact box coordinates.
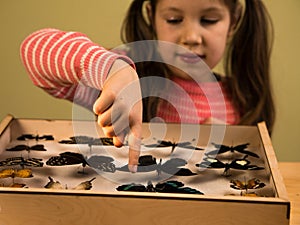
[20,0,275,171]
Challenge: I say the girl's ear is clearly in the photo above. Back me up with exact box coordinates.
[228,2,243,37]
[142,1,153,26]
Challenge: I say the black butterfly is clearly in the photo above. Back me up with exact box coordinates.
[196,155,264,176]
[59,136,114,146]
[116,155,197,176]
[6,144,46,152]
[17,134,54,141]
[230,178,266,191]
[85,155,116,173]
[117,180,204,195]
[0,156,43,167]
[145,139,203,153]
[46,152,116,173]
[207,143,259,158]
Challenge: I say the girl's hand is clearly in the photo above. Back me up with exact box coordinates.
[93,60,142,173]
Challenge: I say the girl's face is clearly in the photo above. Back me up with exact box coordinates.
[152,0,233,80]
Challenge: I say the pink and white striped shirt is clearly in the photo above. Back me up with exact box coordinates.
[20,28,240,124]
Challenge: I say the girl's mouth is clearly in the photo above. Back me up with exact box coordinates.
[176,53,205,64]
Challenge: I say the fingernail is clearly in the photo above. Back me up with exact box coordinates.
[128,165,138,173]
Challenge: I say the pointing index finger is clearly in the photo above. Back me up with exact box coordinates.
[127,128,141,173]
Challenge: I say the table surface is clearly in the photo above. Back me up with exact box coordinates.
[279,162,300,225]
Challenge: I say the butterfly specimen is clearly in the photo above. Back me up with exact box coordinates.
[0,157,43,167]
[44,176,96,190]
[207,143,259,158]
[230,178,266,191]
[17,134,54,141]
[86,155,116,173]
[59,136,114,146]
[195,155,264,176]
[117,180,204,195]
[6,144,46,152]
[46,152,116,173]
[116,155,197,176]
[46,152,87,167]
[0,168,33,178]
[145,139,203,153]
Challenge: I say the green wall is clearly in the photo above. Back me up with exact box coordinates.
[0,1,299,161]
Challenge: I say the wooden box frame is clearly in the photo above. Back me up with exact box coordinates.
[0,115,290,225]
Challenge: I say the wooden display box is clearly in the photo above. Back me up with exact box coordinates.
[0,115,290,225]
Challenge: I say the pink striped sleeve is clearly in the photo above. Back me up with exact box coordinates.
[20,28,134,107]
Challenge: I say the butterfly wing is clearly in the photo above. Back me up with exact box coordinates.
[160,158,196,176]
[116,183,147,192]
[230,157,251,170]
[39,135,54,140]
[144,140,173,148]
[196,157,225,169]
[211,143,231,154]
[238,149,259,158]
[86,156,116,172]
[22,158,44,167]
[230,179,246,190]
[6,144,29,151]
[14,169,33,178]
[46,152,86,166]
[16,134,35,140]
[246,178,266,189]
[116,155,157,172]
[155,180,203,194]
[30,144,47,151]
[0,169,15,178]
[91,137,114,146]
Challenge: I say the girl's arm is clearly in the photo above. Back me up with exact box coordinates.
[20,28,134,109]
[20,28,141,172]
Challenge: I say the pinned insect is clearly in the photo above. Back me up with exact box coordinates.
[17,134,54,141]
[0,168,33,178]
[0,157,43,167]
[44,176,96,190]
[195,155,264,176]
[86,155,116,173]
[230,178,266,196]
[46,152,116,173]
[230,178,266,191]
[59,136,114,146]
[117,180,204,195]
[117,155,197,176]
[207,143,259,158]
[145,139,203,153]
[6,144,46,152]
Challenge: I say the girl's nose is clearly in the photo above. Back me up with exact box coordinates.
[181,23,203,47]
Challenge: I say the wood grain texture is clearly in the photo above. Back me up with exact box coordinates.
[279,162,300,225]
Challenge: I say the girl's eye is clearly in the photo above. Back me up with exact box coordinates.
[166,18,183,24]
[201,18,219,25]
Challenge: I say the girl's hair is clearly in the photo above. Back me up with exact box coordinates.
[121,0,275,133]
